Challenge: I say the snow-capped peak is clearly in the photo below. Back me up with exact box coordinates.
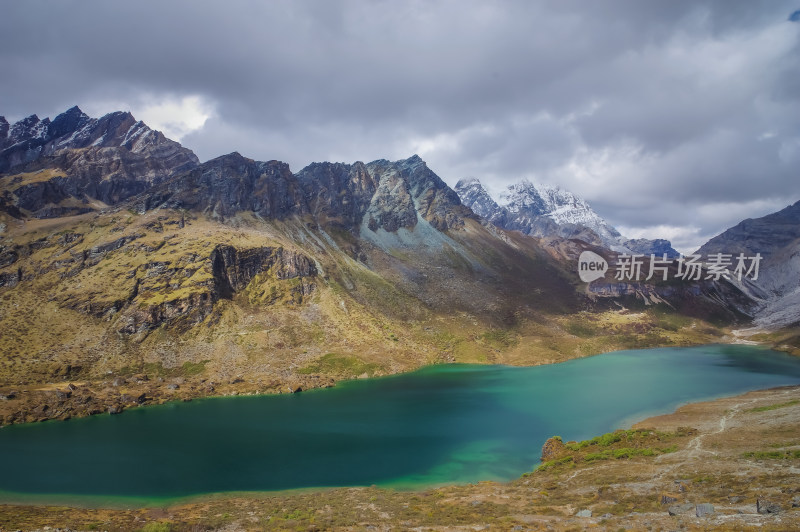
[455,177,677,256]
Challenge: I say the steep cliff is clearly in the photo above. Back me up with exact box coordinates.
[697,200,800,329]
[136,152,306,219]
[0,107,198,218]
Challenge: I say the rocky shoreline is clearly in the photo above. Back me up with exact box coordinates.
[0,373,335,427]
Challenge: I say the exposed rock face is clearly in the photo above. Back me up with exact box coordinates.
[697,200,800,259]
[587,272,754,323]
[211,245,316,293]
[757,498,782,514]
[117,244,317,333]
[140,153,471,236]
[453,177,507,225]
[540,436,567,462]
[138,152,306,219]
[2,109,470,237]
[364,164,418,232]
[365,155,471,233]
[0,106,199,217]
[0,117,9,143]
[0,106,198,174]
[297,161,377,228]
[624,238,677,257]
[695,503,715,517]
[2,224,318,335]
[697,200,800,329]
[0,269,21,288]
[455,177,678,257]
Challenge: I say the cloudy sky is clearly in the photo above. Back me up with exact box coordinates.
[2,0,798,252]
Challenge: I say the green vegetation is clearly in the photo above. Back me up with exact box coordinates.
[180,360,208,377]
[748,399,799,412]
[481,329,517,348]
[584,446,672,461]
[298,353,381,378]
[742,450,800,460]
[537,455,573,471]
[649,307,693,332]
[564,322,598,338]
[118,360,209,379]
[749,327,800,356]
[538,429,685,472]
[139,523,172,532]
[564,428,666,450]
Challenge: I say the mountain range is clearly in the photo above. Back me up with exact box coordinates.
[0,106,798,423]
[697,200,800,330]
[454,177,678,256]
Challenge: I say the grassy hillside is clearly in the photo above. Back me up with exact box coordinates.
[0,206,731,425]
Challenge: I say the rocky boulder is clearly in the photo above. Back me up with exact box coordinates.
[541,436,567,462]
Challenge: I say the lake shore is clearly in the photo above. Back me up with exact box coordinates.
[1,326,785,429]
[1,383,798,531]
[2,306,757,428]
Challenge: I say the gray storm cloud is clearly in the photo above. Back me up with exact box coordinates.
[1,0,798,252]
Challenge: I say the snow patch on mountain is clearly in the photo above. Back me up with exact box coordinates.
[456,177,677,256]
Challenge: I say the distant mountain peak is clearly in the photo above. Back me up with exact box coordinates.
[696,198,800,329]
[0,107,201,218]
[398,154,426,172]
[454,177,505,224]
[0,116,9,140]
[456,176,677,256]
[0,106,199,174]
[49,105,91,139]
[455,176,481,188]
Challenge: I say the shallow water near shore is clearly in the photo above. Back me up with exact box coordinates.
[1,344,800,504]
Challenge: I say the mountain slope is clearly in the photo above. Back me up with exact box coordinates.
[697,199,800,329]
[0,108,744,424]
[0,106,199,219]
[456,177,678,256]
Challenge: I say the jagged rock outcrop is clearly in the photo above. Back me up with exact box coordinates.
[118,243,317,333]
[624,238,677,257]
[211,244,316,294]
[363,164,418,232]
[1,222,318,334]
[364,155,471,233]
[137,152,307,219]
[455,177,679,256]
[0,269,21,288]
[0,117,9,144]
[0,107,199,217]
[139,153,471,237]
[696,199,800,329]
[0,106,198,174]
[541,436,567,462]
[297,161,377,228]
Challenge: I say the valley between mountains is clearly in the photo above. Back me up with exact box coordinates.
[0,106,798,427]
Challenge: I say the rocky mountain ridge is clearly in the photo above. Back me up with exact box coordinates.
[455,177,678,257]
[0,106,199,218]
[0,106,777,426]
[697,200,800,329]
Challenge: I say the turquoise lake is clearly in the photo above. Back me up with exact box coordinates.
[1,344,800,502]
